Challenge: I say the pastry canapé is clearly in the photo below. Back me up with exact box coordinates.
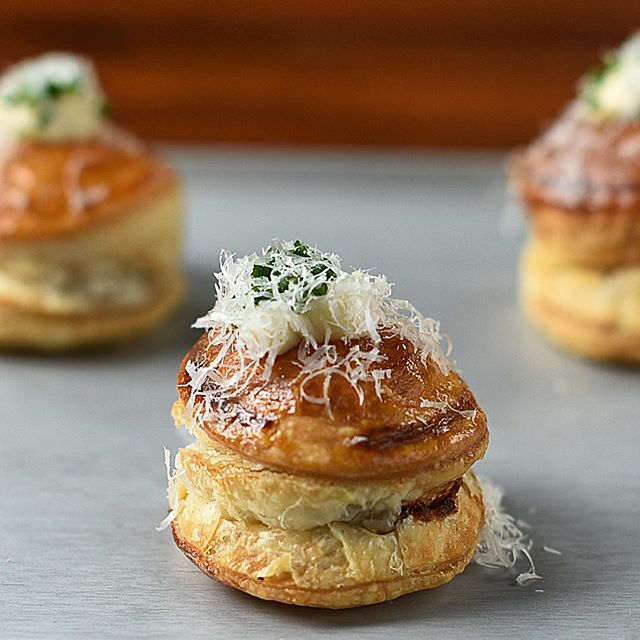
[0,53,184,349]
[512,33,640,363]
[163,240,492,608]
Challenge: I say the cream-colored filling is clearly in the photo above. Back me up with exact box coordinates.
[175,428,459,534]
[0,93,105,143]
[171,472,483,589]
[0,188,182,315]
[0,256,154,314]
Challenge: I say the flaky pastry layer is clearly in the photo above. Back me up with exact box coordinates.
[510,105,640,214]
[171,471,484,608]
[521,241,640,363]
[524,205,640,269]
[0,134,177,241]
[177,427,470,533]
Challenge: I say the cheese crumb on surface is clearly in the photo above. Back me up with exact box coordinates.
[474,476,541,586]
[0,53,107,142]
[543,545,562,556]
[156,447,185,532]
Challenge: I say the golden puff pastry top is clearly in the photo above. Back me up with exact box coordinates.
[0,53,177,241]
[177,331,488,481]
[511,105,640,214]
[0,135,177,241]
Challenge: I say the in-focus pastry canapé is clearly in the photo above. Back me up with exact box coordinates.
[511,33,640,363]
[163,240,492,608]
[0,53,183,349]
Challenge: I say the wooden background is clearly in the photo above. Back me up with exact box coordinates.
[0,1,638,148]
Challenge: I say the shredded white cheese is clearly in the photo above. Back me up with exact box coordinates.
[156,447,183,532]
[188,240,451,420]
[0,53,107,142]
[63,151,110,214]
[582,31,640,120]
[543,545,562,556]
[474,476,541,586]
[420,395,477,421]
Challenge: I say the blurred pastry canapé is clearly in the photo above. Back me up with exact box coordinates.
[0,53,184,350]
[165,240,489,608]
[512,33,640,363]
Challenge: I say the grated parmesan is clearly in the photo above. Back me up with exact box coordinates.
[63,151,110,214]
[156,447,183,532]
[474,476,541,585]
[188,240,452,420]
[420,395,477,421]
[543,545,562,556]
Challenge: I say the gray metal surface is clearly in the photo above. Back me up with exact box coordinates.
[1,147,638,639]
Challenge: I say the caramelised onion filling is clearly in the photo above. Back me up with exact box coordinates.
[347,480,461,533]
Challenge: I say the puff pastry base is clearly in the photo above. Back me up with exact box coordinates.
[0,270,183,350]
[171,471,484,609]
[520,241,640,364]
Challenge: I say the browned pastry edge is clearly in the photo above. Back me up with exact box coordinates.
[399,478,461,523]
[172,527,475,609]
[177,332,489,480]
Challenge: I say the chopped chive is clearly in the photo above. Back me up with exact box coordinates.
[251,264,273,278]
[292,241,309,257]
[278,276,296,293]
[250,240,336,311]
[312,282,328,297]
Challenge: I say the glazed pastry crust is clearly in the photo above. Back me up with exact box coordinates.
[511,104,640,214]
[0,131,177,241]
[171,471,484,609]
[520,241,640,363]
[177,333,488,480]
